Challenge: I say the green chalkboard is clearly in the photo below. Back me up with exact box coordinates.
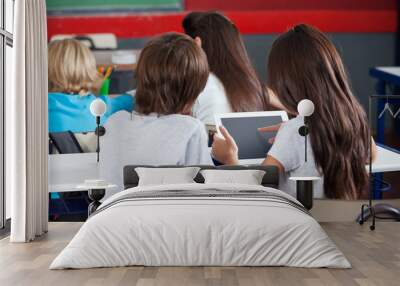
[47,0,182,13]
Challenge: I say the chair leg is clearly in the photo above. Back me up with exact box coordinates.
[370,205,376,231]
[359,203,369,225]
[357,203,400,225]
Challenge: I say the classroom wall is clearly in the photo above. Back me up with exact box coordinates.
[46,0,398,110]
[118,33,396,110]
[250,34,396,110]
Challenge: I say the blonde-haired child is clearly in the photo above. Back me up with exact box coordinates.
[48,39,133,133]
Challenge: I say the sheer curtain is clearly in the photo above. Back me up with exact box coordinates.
[8,0,48,242]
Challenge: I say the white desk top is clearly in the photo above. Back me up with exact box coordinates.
[289,177,321,181]
[368,145,400,173]
[93,49,140,66]
[49,153,99,193]
[49,146,400,193]
[238,146,400,173]
[50,183,91,193]
[375,66,400,77]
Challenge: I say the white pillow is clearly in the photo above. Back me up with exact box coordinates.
[200,169,266,185]
[135,167,200,186]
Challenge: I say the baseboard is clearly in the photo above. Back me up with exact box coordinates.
[311,199,400,222]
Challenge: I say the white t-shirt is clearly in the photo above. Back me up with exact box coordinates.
[192,73,232,125]
[99,111,213,197]
[268,116,324,199]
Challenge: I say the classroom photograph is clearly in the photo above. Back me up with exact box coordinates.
[1,0,400,285]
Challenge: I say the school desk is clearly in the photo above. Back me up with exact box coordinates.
[95,50,140,94]
[94,49,140,69]
[369,67,400,144]
[49,145,400,193]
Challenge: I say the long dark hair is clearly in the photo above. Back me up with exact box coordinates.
[268,24,369,199]
[183,11,268,112]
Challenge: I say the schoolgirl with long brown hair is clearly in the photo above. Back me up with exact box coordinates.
[183,11,268,125]
[212,24,376,199]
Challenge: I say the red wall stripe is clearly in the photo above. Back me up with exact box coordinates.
[47,10,397,40]
[185,0,397,11]
[48,13,185,39]
[229,10,397,34]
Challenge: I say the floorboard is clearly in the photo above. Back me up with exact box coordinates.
[0,222,399,286]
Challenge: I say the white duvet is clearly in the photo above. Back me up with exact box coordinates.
[50,183,350,269]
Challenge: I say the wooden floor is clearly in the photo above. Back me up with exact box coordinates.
[0,222,399,286]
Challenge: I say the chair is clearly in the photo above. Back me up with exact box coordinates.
[49,131,83,154]
[49,131,89,221]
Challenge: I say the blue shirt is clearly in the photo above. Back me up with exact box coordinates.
[48,93,134,133]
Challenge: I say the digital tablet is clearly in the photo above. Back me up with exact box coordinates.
[215,111,289,164]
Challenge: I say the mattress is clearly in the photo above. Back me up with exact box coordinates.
[50,183,350,269]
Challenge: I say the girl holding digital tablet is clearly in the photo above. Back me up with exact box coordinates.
[212,24,376,200]
[182,11,268,125]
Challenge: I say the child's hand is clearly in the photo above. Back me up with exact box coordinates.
[211,126,239,165]
[257,123,281,144]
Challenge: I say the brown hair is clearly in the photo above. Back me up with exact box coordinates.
[48,39,102,95]
[268,24,369,199]
[135,33,209,115]
[183,11,268,112]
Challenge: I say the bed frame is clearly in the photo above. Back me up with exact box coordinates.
[88,165,280,216]
[123,165,280,189]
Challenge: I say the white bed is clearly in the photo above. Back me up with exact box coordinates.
[50,183,350,269]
